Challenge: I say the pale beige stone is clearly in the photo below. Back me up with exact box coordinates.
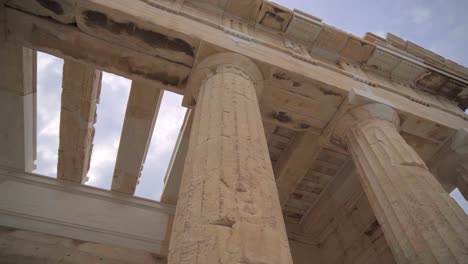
[4,7,189,94]
[57,60,102,183]
[334,103,468,264]
[6,0,76,23]
[256,1,292,32]
[112,81,163,194]
[168,53,293,264]
[285,9,322,44]
[300,162,396,264]
[0,227,166,264]
[161,110,193,204]
[340,37,375,63]
[0,169,174,255]
[275,131,322,206]
[225,0,262,21]
[2,1,468,263]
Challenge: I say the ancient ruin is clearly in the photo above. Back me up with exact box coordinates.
[1,0,467,263]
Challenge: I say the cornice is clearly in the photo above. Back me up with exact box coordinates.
[138,0,467,118]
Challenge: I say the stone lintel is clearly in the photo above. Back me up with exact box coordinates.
[111,81,163,194]
[160,109,192,204]
[0,168,174,255]
[57,60,102,184]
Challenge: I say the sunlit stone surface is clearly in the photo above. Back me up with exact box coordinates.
[1,0,467,263]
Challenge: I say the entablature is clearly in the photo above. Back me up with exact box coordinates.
[5,1,467,181]
[181,0,468,110]
[0,166,174,255]
[5,0,467,116]
[5,1,468,171]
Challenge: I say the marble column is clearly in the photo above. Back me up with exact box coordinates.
[334,103,468,264]
[168,53,293,264]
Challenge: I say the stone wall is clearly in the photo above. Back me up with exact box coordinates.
[0,227,166,264]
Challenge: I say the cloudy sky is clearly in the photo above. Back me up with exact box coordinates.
[33,0,467,212]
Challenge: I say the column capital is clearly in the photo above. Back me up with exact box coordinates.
[430,128,468,192]
[333,103,400,147]
[186,52,264,104]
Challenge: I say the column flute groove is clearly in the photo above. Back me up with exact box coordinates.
[334,103,468,264]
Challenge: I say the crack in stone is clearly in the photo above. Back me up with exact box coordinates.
[209,217,236,228]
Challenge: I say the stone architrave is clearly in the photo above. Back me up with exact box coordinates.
[334,103,468,264]
[168,53,293,264]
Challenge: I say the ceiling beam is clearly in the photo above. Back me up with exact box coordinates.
[4,7,190,95]
[274,99,349,207]
[430,128,468,198]
[111,81,163,194]
[4,1,467,132]
[57,60,101,183]
[275,131,322,205]
[299,167,395,263]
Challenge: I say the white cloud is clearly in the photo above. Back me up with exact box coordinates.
[428,23,468,65]
[38,113,60,137]
[34,52,63,178]
[135,91,187,200]
[33,58,185,199]
[36,53,56,73]
[85,72,131,189]
[411,7,432,25]
[86,144,119,186]
[450,188,468,214]
[37,148,58,162]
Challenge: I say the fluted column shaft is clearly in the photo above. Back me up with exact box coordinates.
[337,103,468,264]
[168,53,293,264]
